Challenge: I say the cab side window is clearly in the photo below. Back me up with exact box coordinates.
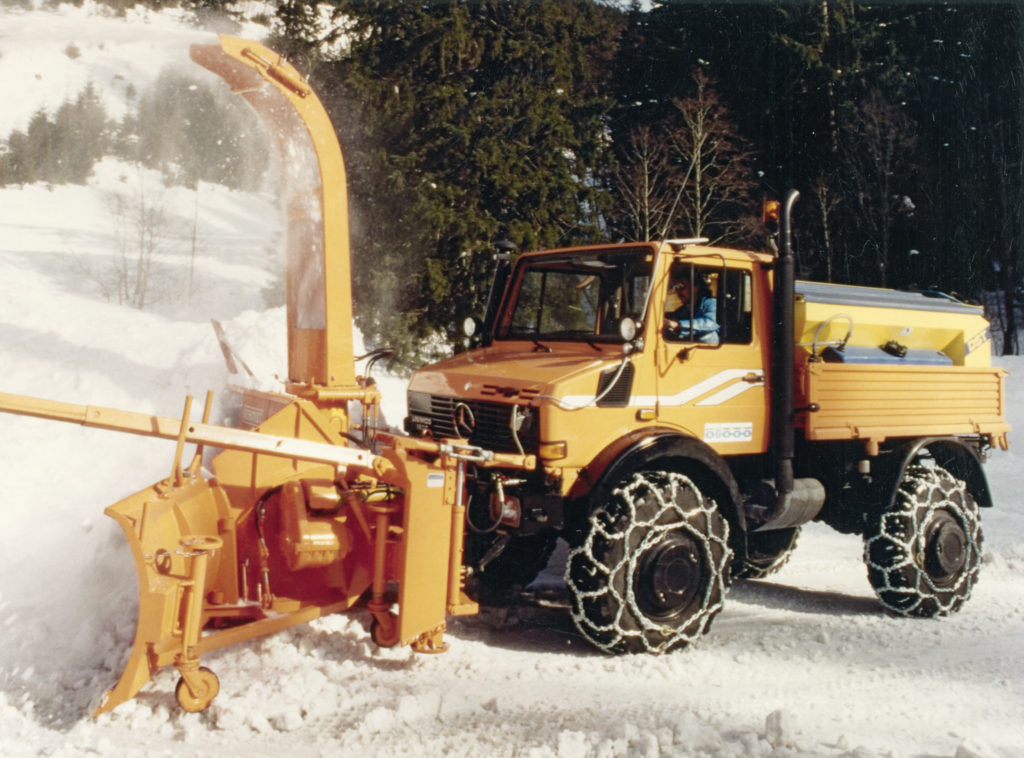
[664,265,751,345]
[718,268,752,344]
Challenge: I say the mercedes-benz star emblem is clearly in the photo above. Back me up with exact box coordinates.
[454,403,476,437]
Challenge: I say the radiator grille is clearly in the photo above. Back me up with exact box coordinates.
[415,395,539,453]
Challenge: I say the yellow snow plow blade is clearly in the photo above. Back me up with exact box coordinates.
[94,478,231,716]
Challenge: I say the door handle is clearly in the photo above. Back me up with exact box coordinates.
[742,372,765,384]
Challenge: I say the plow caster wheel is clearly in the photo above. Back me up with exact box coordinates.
[370,614,400,648]
[175,666,220,713]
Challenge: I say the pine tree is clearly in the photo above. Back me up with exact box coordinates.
[910,5,1023,352]
[0,129,31,186]
[302,0,621,362]
[24,109,58,183]
[53,82,110,183]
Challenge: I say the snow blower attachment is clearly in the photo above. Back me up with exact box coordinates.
[0,389,511,715]
[0,35,523,716]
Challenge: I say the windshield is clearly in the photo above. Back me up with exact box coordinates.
[497,247,654,343]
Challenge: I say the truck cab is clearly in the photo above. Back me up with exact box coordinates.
[406,240,774,503]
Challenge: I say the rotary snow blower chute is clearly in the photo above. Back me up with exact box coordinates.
[0,36,532,716]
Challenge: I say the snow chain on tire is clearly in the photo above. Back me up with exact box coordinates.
[863,464,982,617]
[733,526,800,580]
[565,471,732,654]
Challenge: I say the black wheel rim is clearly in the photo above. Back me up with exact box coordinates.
[634,533,703,620]
[922,509,968,586]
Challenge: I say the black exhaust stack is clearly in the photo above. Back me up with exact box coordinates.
[772,190,799,502]
[752,189,825,531]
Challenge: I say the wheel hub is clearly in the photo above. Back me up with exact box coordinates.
[635,535,702,619]
[923,511,968,585]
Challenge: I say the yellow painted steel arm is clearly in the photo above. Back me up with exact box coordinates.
[0,391,377,470]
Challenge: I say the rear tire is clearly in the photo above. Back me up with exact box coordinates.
[863,464,982,617]
[733,527,800,580]
[565,470,732,654]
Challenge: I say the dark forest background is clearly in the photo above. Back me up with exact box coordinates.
[2,0,1022,361]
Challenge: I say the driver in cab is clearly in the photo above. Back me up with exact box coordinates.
[664,270,719,345]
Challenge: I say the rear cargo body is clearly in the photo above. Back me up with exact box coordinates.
[791,280,1009,451]
[798,362,1008,446]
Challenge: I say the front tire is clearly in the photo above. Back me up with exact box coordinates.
[565,470,732,654]
[863,464,982,617]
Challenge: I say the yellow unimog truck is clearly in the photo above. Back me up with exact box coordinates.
[405,192,1010,654]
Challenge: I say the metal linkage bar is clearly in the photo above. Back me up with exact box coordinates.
[0,391,376,470]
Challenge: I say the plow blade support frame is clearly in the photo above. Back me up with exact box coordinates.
[0,391,378,470]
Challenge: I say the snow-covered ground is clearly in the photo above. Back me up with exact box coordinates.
[1,4,1022,757]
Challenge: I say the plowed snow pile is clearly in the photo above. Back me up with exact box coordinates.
[1,4,1022,757]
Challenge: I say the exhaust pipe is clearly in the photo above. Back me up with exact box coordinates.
[772,189,800,499]
[757,189,825,531]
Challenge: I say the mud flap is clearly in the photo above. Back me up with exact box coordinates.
[93,477,230,717]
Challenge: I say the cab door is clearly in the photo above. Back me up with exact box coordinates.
[654,259,771,456]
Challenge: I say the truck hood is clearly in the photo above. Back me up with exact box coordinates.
[408,344,624,403]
